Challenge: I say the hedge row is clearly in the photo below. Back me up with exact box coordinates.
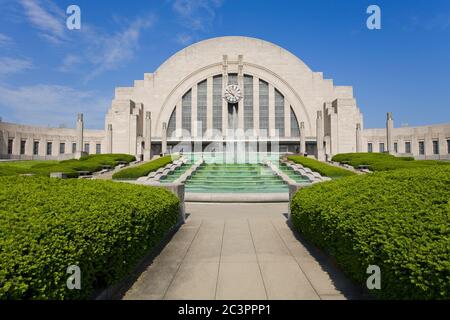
[0,154,136,178]
[112,155,178,180]
[290,166,450,299]
[287,155,356,179]
[0,176,180,299]
[332,152,450,171]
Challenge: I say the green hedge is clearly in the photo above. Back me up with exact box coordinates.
[290,166,450,299]
[287,155,356,179]
[0,154,135,178]
[112,155,178,180]
[332,153,450,171]
[0,176,180,299]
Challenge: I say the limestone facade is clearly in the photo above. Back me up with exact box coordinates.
[0,36,449,160]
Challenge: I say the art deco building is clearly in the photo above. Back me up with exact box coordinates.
[1,37,449,160]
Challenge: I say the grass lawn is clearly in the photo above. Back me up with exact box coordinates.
[112,155,179,180]
[0,154,135,178]
[287,155,356,179]
[332,152,450,171]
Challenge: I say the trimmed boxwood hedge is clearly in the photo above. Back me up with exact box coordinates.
[332,152,450,171]
[0,154,135,178]
[287,155,355,179]
[290,166,450,299]
[0,176,179,299]
[112,155,178,180]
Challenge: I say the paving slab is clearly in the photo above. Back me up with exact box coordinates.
[216,262,267,300]
[122,202,361,300]
[164,262,219,300]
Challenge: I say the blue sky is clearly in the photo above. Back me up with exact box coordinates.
[0,0,449,129]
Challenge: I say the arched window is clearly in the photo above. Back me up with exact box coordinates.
[259,80,269,133]
[212,75,223,132]
[290,107,300,137]
[182,90,192,135]
[197,80,207,136]
[167,107,176,138]
[274,89,285,137]
[243,75,253,131]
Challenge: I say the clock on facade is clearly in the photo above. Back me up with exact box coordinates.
[223,84,242,103]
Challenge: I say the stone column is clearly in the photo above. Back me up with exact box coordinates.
[75,113,84,158]
[129,114,137,156]
[356,123,362,153]
[316,111,325,161]
[144,112,152,161]
[162,122,167,155]
[106,124,113,154]
[299,122,306,154]
[386,112,394,154]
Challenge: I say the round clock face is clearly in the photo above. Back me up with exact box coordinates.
[223,84,242,104]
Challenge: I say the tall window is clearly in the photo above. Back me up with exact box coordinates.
[72,142,76,153]
[96,144,101,154]
[7,139,13,154]
[228,73,238,85]
[20,140,26,155]
[243,75,253,132]
[167,107,176,138]
[59,142,65,154]
[212,75,223,133]
[368,143,373,153]
[405,141,411,154]
[46,142,52,155]
[433,140,439,155]
[84,143,90,154]
[274,89,285,137]
[197,80,207,136]
[33,141,39,155]
[379,143,385,153]
[259,80,269,133]
[419,141,425,155]
[394,142,398,153]
[447,139,450,154]
[290,107,300,137]
[182,90,192,135]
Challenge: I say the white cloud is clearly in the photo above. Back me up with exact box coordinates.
[55,15,156,80]
[0,33,14,47]
[0,84,109,128]
[173,0,223,32]
[0,57,33,76]
[84,16,155,80]
[175,33,193,45]
[19,0,66,44]
[58,54,82,72]
[172,0,223,45]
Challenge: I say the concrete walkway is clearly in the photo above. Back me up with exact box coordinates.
[122,203,363,300]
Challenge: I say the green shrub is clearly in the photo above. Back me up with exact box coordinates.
[0,154,135,177]
[112,155,178,180]
[290,166,450,299]
[0,176,180,299]
[332,153,450,171]
[287,155,356,179]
